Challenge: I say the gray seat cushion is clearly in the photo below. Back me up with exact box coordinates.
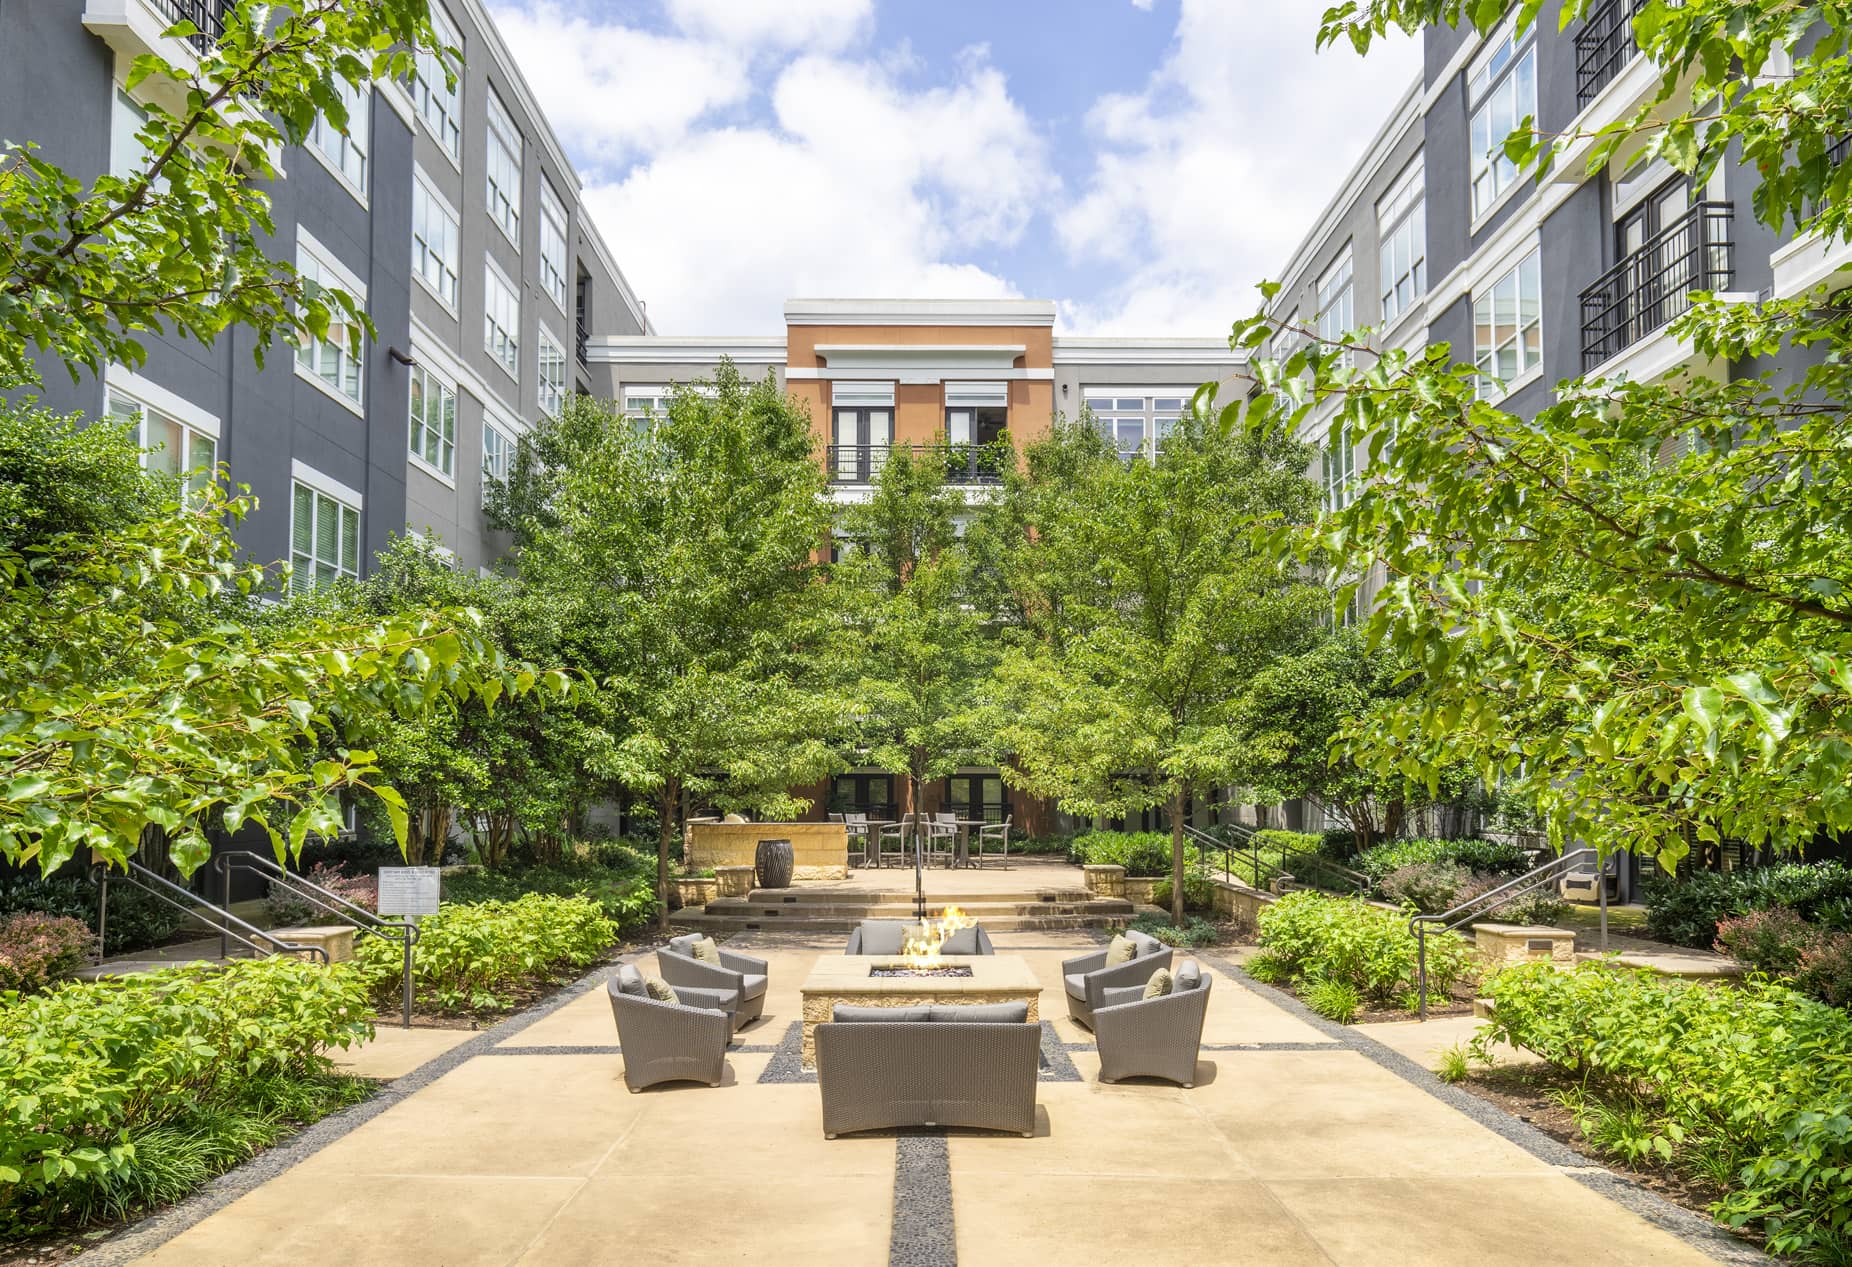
[855,921,909,955]
[740,972,769,999]
[832,1004,931,1023]
[1063,972,1087,999]
[940,925,984,955]
[614,964,647,996]
[928,1002,1028,1024]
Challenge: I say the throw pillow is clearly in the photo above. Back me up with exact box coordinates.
[642,974,677,1003]
[1175,960,1202,991]
[615,965,647,996]
[690,936,722,964]
[1104,934,1137,967]
[1143,968,1175,999]
[856,921,908,955]
[940,925,983,955]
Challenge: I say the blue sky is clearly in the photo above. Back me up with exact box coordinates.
[489,0,1420,336]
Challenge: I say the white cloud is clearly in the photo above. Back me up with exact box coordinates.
[664,0,874,53]
[1131,0,1155,9]
[1056,0,1420,335]
[585,50,1052,334]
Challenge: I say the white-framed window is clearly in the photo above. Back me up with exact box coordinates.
[408,363,457,477]
[1316,249,1354,367]
[110,88,149,181]
[539,177,568,312]
[1469,26,1535,219]
[107,388,217,493]
[1323,422,1358,513]
[308,79,369,196]
[481,421,511,506]
[1081,390,1189,460]
[1473,247,1543,393]
[1378,156,1426,322]
[412,174,460,309]
[485,87,523,246]
[623,385,670,431]
[484,261,520,379]
[294,238,365,408]
[1272,307,1302,366]
[414,2,462,161]
[537,327,566,417]
[290,479,361,593]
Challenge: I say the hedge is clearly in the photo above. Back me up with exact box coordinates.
[1644,861,1852,949]
[1070,831,1172,877]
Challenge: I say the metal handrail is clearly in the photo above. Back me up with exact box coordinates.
[825,443,1009,486]
[99,861,328,967]
[155,0,229,52]
[1410,847,1609,1017]
[1185,823,1368,896]
[1580,201,1735,370]
[1575,0,1648,108]
[215,851,421,1027]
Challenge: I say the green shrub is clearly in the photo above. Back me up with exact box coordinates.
[0,875,187,956]
[1799,934,1852,1009]
[1128,914,1219,947]
[1354,838,1529,887]
[1071,831,1172,877]
[1256,890,1471,1011]
[1304,976,1361,1023]
[1715,906,1818,976]
[0,912,91,995]
[1378,861,1487,914]
[1250,829,1320,856]
[0,958,371,1237]
[1476,962,1852,1259]
[1009,834,1074,858]
[442,862,657,933]
[1645,862,1852,949]
[356,893,616,1015]
[1150,862,1217,914]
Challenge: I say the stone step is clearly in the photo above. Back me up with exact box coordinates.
[667,910,1131,935]
[699,900,1132,919]
[733,887,1099,905]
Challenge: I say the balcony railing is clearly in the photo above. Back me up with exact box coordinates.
[156,0,229,53]
[1576,0,1650,108]
[826,443,1009,486]
[1580,201,1734,371]
[575,316,589,365]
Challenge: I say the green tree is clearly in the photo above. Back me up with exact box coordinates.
[511,372,846,925]
[1233,0,1852,866]
[987,412,1327,924]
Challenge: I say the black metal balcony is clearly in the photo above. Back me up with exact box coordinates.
[1580,202,1734,371]
[826,443,1008,486]
[1576,0,1650,108]
[156,0,229,53]
[575,317,589,365]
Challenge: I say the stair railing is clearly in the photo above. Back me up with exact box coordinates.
[99,860,329,967]
[1184,824,1367,896]
[1410,846,1607,1018]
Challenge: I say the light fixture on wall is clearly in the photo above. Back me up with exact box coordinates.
[388,346,418,367]
[1061,383,1068,398]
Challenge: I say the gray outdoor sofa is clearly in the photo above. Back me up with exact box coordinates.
[1060,929,1173,1028]
[659,934,769,1029]
[843,918,996,956]
[814,1002,1041,1137]
[607,965,733,1092]
[1092,960,1212,1086]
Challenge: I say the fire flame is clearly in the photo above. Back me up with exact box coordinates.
[900,906,976,966]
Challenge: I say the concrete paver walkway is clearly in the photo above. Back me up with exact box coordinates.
[101,930,1758,1267]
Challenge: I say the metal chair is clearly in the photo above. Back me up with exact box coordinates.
[843,812,871,868]
[875,814,916,868]
[925,815,958,867]
[975,817,1011,869]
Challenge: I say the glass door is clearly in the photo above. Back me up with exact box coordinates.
[831,407,891,483]
[944,772,1007,822]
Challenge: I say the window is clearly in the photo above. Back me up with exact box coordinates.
[290,481,360,592]
[1473,247,1543,392]
[484,261,520,379]
[1378,157,1426,322]
[412,176,459,308]
[537,328,566,417]
[482,422,511,505]
[1469,27,1535,218]
[830,382,895,482]
[110,89,148,181]
[107,390,216,493]
[408,363,456,477]
[485,88,522,245]
[1323,423,1357,512]
[1081,391,1189,460]
[623,385,670,430]
[414,2,462,160]
[1316,250,1354,368]
[539,178,568,311]
[295,241,365,407]
[309,80,369,194]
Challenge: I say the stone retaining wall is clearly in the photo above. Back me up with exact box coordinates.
[685,821,849,880]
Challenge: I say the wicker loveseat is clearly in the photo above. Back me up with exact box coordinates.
[843,919,996,955]
[1092,960,1212,1086]
[1060,929,1173,1028]
[660,934,769,1029]
[814,1002,1040,1138]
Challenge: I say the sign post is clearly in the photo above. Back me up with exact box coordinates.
[377,867,441,1029]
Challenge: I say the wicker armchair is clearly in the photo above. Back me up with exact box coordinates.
[659,935,770,1029]
[814,1014,1041,1137]
[1060,929,1173,1029]
[1092,961,1212,1086]
[606,969,733,1092]
[843,919,996,955]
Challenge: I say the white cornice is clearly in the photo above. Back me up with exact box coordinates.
[587,336,786,365]
[788,367,1053,383]
[785,298,1057,327]
[1053,337,1243,366]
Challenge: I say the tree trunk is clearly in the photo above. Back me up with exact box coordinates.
[655,778,678,932]
[1170,784,1187,927]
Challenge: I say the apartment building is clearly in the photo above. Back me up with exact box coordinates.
[589,298,1243,833]
[0,0,649,578]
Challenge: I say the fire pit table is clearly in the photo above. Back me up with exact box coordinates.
[798,954,1042,1069]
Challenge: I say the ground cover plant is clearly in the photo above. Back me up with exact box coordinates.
[0,958,372,1240]
[1247,890,1471,1020]
[1474,962,1852,1260]
[354,893,616,1016]
[1127,914,1223,948]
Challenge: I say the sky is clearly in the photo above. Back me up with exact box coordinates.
[486,0,1421,337]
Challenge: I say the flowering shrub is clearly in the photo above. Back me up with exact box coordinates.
[1715,906,1818,976]
[263,864,379,927]
[0,912,91,995]
[355,893,615,1015]
[1252,890,1471,1016]
[1354,837,1529,886]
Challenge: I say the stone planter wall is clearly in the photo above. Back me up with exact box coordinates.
[1474,923,1576,970]
[686,821,848,880]
[671,877,717,909]
[1123,876,1161,905]
[1082,864,1125,898]
[714,865,757,899]
[1209,878,1275,924]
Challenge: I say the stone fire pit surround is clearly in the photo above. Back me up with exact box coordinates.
[798,953,1042,1069]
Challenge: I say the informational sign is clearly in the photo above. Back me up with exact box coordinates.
[376,866,442,917]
